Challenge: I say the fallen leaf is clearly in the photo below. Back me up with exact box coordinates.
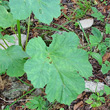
[0,76,4,90]
[74,101,83,110]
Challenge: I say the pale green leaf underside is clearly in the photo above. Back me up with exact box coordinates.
[0,5,16,28]
[9,0,61,24]
[24,32,92,105]
[0,45,28,77]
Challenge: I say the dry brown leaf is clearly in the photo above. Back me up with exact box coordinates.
[102,52,110,62]
[74,101,83,110]
[0,76,4,90]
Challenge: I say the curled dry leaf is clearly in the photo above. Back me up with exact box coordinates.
[102,52,110,62]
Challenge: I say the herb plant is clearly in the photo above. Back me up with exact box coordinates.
[91,7,105,22]
[0,0,109,108]
[0,0,93,106]
[23,96,48,110]
[85,90,105,108]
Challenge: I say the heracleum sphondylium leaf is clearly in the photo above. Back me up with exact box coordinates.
[9,0,61,24]
[24,32,92,105]
[9,0,32,20]
[0,45,28,76]
[0,5,16,28]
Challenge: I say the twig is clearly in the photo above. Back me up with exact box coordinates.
[0,97,32,103]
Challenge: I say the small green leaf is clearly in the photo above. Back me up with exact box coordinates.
[100,97,105,103]
[60,108,64,110]
[0,5,16,28]
[0,45,28,77]
[91,7,105,22]
[92,27,103,41]
[90,94,97,100]
[99,90,104,96]
[85,99,93,104]
[26,96,46,110]
[105,38,110,47]
[101,61,110,74]
[89,52,102,65]
[89,27,103,47]
[104,85,110,95]
[98,43,107,56]
[105,24,110,34]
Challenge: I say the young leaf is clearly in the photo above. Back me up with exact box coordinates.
[105,24,110,34]
[24,32,92,105]
[85,99,93,104]
[9,0,61,24]
[26,96,47,110]
[0,5,16,28]
[0,45,28,77]
[104,85,110,95]
[89,27,103,47]
[91,7,105,22]
[101,61,110,74]
[89,52,102,65]
[99,97,105,103]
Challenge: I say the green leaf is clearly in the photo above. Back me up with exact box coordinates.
[105,38,110,47]
[26,96,46,110]
[105,24,110,34]
[89,52,102,65]
[92,27,103,41]
[0,45,28,77]
[89,27,103,47]
[101,61,110,74]
[9,0,61,24]
[0,34,15,43]
[85,99,93,104]
[9,0,31,20]
[99,97,105,103]
[99,90,104,96]
[98,43,107,56]
[32,0,61,24]
[91,7,105,22]
[104,85,110,95]
[24,32,92,105]
[0,5,16,28]
[90,94,98,100]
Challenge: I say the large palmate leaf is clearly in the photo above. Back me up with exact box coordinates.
[0,5,16,28]
[9,0,61,24]
[0,45,28,76]
[24,32,92,105]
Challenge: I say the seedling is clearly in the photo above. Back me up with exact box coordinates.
[85,79,105,108]
[91,7,105,22]
[22,96,48,110]
[85,90,105,108]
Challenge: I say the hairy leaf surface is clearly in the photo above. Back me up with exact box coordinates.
[0,46,28,76]
[24,32,92,105]
[9,0,61,24]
